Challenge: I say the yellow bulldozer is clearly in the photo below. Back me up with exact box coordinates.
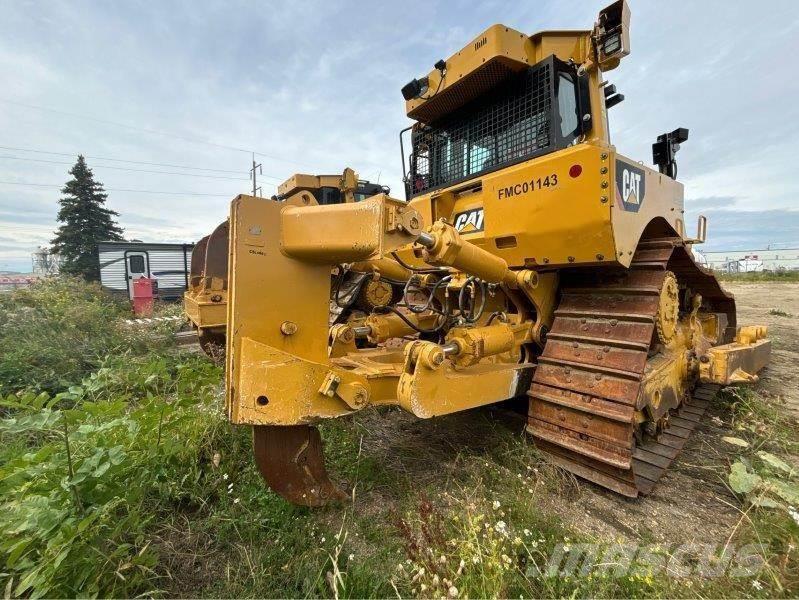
[214,1,770,505]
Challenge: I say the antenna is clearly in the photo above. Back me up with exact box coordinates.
[250,152,263,197]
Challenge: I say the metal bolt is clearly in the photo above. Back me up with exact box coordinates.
[600,167,608,174]
[601,181,609,189]
[596,253,604,260]
[568,256,575,263]
[280,321,298,335]
[601,196,608,203]
[601,153,608,160]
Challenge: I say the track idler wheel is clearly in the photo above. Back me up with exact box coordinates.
[252,425,347,507]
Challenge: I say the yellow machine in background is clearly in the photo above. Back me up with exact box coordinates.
[224,1,770,505]
[185,221,229,352]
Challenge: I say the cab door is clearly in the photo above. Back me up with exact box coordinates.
[125,251,149,298]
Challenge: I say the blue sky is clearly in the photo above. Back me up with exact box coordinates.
[0,0,797,272]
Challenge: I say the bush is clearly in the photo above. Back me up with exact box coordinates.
[0,278,226,597]
[0,278,128,394]
[0,277,181,395]
[0,353,223,598]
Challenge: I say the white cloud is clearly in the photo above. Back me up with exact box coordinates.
[0,0,798,272]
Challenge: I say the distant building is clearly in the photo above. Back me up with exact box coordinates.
[98,241,194,300]
[695,248,799,272]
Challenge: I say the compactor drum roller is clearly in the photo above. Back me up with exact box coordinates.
[222,1,770,505]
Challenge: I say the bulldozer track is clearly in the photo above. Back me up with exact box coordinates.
[527,236,732,497]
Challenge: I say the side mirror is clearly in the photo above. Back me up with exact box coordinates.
[594,0,631,71]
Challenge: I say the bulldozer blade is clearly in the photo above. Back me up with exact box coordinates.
[252,424,347,507]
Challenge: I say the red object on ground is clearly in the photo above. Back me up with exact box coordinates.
[132,277,157,317]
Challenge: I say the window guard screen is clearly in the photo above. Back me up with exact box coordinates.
[408,56,580,198]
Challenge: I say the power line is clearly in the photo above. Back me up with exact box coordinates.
[0,98,314,168]
[0,179,275,196]
[0,155,258,181]
[0,144,246,174]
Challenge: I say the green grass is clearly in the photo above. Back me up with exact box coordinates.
[0,278,797,598]
[716,271,799,283]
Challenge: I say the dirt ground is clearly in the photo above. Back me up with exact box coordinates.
[730,283,799,418]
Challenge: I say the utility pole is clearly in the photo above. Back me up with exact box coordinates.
[250,152,262,197]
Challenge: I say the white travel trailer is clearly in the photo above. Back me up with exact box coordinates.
[98,241,194,300]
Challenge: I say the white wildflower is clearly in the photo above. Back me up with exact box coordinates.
[222,472,229,480]
[492,500,501,510]
[523,529,531,536]
[321,537,326,543]
[348,554,354,561]
[233,498,240,504]
[495,520,507,533]
[752,580,763,591]
[448,585,459,598]
[439,555,447,564]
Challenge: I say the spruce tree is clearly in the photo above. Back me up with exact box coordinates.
[51,156,124,280]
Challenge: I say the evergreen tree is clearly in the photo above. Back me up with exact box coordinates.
[51,156,124,280]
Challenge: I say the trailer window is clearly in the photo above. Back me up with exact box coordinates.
[128,255,145,274]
